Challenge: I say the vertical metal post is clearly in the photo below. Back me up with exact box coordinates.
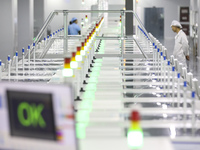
[0,60,2,81]
[133,0,137,37]
[93,39,96,61]
[163,56,166,97]
[15,51,18,74]
[157,47,160,78]
[8,55,11,81]
[160,51,163,84]
[22,48,25,76]
[125,0,133,35]
[172,66,175,107]
[183,81,187,133]
[33,43,36,69]
[64,11,68,56]
[154,45,157,75]
[177,73,181,108]
[167,60,171,97]
[28,46,30,75]
[121,11,125,59]
[192,78,199,98]
[191,91,196,136]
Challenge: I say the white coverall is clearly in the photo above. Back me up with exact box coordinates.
[173,30,189,67]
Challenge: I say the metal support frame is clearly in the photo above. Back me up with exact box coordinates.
[25,9,153,59]
[25,12,56,58]
[24,9,200,98]
[121,11,125,59]
[131,11,153,43]
[64,11,68,56]
[133,37,148,59]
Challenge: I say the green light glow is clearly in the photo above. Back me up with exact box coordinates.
[85,84,97,91]
[75,55,82,61]
[80,102,93,111]
[18,102,31,127]
[76,110,90,126]
[88,77,98,83]
[99,41,105,52]
[70,61,78,69]
[30,104,46,128]
[91,67,101,72]
[93,63,102,67]
[95,59,103,63]
[80,101,92,107]
[17,102,46,128]
[82,91,95,99]
[89,72,100,77]
[85,18,88,23]
[76,123,86,139]
[81,99,93,108]
[62,68,73,77]
[127,129,143,149]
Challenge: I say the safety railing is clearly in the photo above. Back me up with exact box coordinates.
[25,10,152,60]
[147,31,200,100]
[1,9,200,101]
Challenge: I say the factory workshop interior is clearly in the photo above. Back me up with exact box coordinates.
[1,0,200,150]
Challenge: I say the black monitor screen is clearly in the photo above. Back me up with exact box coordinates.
[7,90,57,141]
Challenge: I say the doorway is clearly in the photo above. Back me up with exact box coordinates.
[144,7,164,41]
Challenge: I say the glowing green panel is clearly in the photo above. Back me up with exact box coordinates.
[85,84,97,91]
[89,72,100,77]
[76,110,90,124]
[93,63,102,67]
[17,102,46,128]
[80,102,93,111]
[99,52,105,54]
[18,102,32,127]
[127,129,143,149]
[82,91,95,99]
[91,68,101,72]
[76,123,86,139]
[88,77,98,83]
[94,59,103,63]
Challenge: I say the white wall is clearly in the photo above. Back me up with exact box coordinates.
[103,0,190,39]
[0,0,16,62]
[0,0,34,62]
[44,0,98,32]
[136,0,190,39]
[108,0,124,5]
[12,0,18,53]
[18,0,33,56]
[34,0,44,37]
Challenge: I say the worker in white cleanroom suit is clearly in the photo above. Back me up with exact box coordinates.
[171,20,189,67]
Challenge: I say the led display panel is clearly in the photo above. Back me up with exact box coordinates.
[7,90,56,140]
